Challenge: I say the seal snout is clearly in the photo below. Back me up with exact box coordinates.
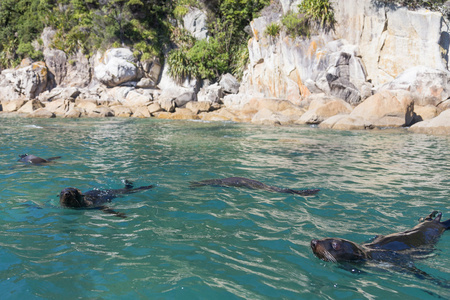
[311,239,318,250]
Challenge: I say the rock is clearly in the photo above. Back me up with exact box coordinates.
[94,48,138,87]
[183,8,208,40]
[64,107,84,118]
[86,106,114,117]
[159,98,175,112]
[60,50,93,87]
[17,100,44,114]
[413,105,439,123]
[325,90,414,130]
[76,100,98,111]
[251,108,291,125]
[350,90,414,127]
[136,78,156,88]
[131,106,151,118]
[44,49,67,86]
[124,90,152,107]
[38,87,80,102]
[298,95,353,124]
[409,109,450,135]
[44,99,74,116]
[1,62,48,99]
[186,101,211,114]
[2,100,27,112]
[198,107,242,122]
[197,83,223,103]
[333,1,447,86]
[378,66,450,106]
[219,73,240,94]
[155,108,198,120]
[27,108,55,118]
[148,102,163,114]
[111,105,133,117]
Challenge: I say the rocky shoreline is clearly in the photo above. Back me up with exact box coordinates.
[1,0,450,135]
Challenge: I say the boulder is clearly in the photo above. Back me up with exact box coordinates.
[378,66,450,106]
[198,107,243,122]
[64,107,85,118]
[124,90,152,107]
[86,106,114,117]
[297,95,352,124]
[111,105,133,117]
[159,98,175,112]
[27,108,55,118]
[94,48,138,87]
[350,90,414,127]
[1,62,48,99]
[409,109,450,135]
[17,100,44,114]
[251,108,292,125]
[413,105,439,123]
[2,100,27,112]
[148,102,163,114]
[44,49,67,86]
[131,106,151,118]
[197,83,223,103]
[219,73,240,94]
[186,101,211,114]
[183,8,208,40]
[44,99,74,116]
[322,90,414,130]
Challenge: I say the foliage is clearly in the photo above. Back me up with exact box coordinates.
[265,23,281,37]
[298,0,335,30]
[0,0,269,82]
[281,11,310,38]
[167,0,270,82]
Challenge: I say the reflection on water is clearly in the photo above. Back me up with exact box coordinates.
[0,117,449,299]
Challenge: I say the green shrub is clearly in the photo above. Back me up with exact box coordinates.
[265,23,281,37]
[281,11,310,38]
[298,0,335,30]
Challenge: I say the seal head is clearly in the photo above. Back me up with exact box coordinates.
[311,238,368,263]
[60,188,86,208]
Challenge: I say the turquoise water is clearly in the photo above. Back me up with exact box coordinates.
[1,117,449,299]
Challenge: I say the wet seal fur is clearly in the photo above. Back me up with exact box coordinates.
[311,211,450,286]
[190,177,320,196]
[59,180,153,218]
[18,154,61,165]
[311,211,450,263]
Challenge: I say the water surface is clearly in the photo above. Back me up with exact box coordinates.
[1,117,449,299]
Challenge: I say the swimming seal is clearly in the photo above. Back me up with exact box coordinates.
[59,180,153,218]
[311,211,450,263]
[18,154,61,165]
[190,177,320,196]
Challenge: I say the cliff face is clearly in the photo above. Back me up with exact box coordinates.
[243,0,450,102]
[332,0,448,85]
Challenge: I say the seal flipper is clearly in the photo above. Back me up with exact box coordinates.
[99,206,127,218]
[287,188,320,196]
[123,180,134,189]
[46,156,62,162]
[441,218,450,230]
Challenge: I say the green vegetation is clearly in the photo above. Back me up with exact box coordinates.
[298,0,335,30]
[281,11,310,38]
[0,0,269,82]
[167,0,270,82]
[265,23,281,37]
[0,0,172,68]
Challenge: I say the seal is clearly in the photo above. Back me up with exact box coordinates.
[18,154,61,165]
[190,177,320,196]
[310,212,450,263]
[59,180,153,218]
